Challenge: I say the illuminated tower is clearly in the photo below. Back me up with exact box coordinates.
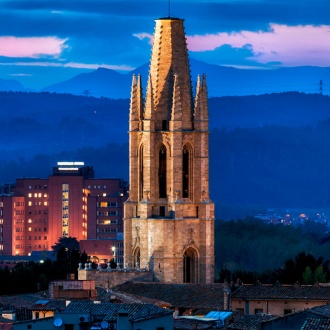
[124,17,214,283]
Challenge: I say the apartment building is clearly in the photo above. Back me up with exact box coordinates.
[0,162,127,260]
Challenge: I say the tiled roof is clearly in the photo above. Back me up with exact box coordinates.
[174,318,214,329]
[301,317,330,330]
[32,300,67,311]
[232,283,330,301]
[0,316,13,323]
[0,292,49,309]
[226,314,276,330]
[112,282,225,309]
[307,304,330,318]
[62,301,172,322]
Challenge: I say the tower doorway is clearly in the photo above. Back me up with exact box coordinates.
[183,247,198,283]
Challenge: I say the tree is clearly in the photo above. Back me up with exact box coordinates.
[52,237,80,276]
[303,266,313,284]
[51,236,79,257]
[314,266,327,283]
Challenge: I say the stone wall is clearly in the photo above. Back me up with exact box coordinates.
[78,269,153,288]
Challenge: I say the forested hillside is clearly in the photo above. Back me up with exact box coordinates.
[1,91,330,218]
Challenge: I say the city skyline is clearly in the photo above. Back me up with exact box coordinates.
[0,0,329,90]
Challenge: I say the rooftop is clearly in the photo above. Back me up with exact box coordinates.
[112,282,225,310]
[232,282,330,301]
[226,314,277,330]
[62,301,172,322]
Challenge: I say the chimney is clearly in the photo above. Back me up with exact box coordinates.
[117,308,130,330]
[223,289,231,311]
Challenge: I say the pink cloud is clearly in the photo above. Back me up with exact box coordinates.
[186,24,330,66]
[0,36,68,58]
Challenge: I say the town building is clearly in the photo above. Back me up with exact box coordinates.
[230,282,330,316]
[0,162,127,261]
[124,17,215,283]
[13,301,174,330]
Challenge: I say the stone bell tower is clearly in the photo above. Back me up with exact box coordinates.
[123,17,214,283]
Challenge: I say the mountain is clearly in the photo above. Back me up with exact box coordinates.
[0,78,25,92]
[42,59,330,98]
[41,68,129,99]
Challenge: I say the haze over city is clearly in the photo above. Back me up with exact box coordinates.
[0,0,329,90]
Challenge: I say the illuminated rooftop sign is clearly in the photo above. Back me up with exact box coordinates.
[57,162,85,166]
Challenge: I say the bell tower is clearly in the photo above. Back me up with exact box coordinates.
[124,17,214,283]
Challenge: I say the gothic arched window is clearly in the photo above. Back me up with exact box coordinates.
[158,145,167,198]
[182,145,190,198]
[139,145,144,201]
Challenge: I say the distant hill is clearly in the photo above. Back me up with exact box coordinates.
[0,78,24,92]
[1,91,330,215]
[42,59,330,98]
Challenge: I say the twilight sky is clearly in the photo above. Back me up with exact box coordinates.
[0,0,329,89]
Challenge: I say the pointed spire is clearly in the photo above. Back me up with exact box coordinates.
[147,18,193,130]
[129,74,144,131]
[194,74,209,130]
[170,73,183,131]
[143,74,155,131]
[136,74,143,121]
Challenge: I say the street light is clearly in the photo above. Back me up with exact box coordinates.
[111,246,116,263]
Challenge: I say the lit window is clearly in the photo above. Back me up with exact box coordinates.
[103,185,107,189]
[28,219,32,223]
[43,193,47,198]
[28,193,32,198]
[28,227,32,232]
[44,202,48,206]
[103,193,107,197]
[34,193,38,198]
[28,201,32,206]
[38,193,42,198]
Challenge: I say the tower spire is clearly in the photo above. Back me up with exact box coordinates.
[124,17,214,284]
[194,74,209,131]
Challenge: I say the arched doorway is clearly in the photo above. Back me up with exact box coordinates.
[183,247,198,283]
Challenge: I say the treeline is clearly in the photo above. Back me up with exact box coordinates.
[2,92,330,216]
[215,217,330,283]
[210,120,330,213]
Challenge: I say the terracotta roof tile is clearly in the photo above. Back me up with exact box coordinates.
[226,314,276,330]
[308,304,330,317]
[0,292,49,309]
[32,300,67,311]
[301,318,330,330]
[112,282,225,309]
[63,301,172,322]
[232,284,330,301]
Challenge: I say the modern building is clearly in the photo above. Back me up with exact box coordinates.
[0,162,127,260]
[124,17,215,283]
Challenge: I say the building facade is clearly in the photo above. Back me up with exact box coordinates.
[0,162,127,258]
[124,18,215,283]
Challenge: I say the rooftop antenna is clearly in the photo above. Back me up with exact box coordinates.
[168,0,171,17]
[320,80,323,95]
